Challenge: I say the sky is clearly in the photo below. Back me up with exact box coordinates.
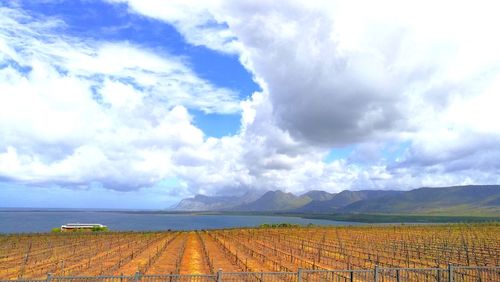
[1,0,500,209]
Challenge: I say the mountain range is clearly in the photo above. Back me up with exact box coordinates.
[173,185,500,216]
[174,190,262,211]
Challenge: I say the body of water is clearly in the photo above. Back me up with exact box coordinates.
[0,210,361,233]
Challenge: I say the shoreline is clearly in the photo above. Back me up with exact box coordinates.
[2,208,499,223]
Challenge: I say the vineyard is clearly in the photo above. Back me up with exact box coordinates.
[0,224,498,280]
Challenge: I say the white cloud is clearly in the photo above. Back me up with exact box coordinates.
[110,0,500,194]
[106,0,242,54]
[2,0,500,202]
[0,5,238,191]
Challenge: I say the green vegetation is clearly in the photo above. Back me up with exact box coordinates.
[51,227,62,233]
[91,226,109,232]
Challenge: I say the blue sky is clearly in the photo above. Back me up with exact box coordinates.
[1,0,500,208]
[18,0,259,137]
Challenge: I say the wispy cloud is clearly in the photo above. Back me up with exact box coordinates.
[0,5,239,191]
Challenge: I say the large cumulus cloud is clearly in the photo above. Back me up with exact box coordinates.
[2,0,500,198]
[215,1,500,146]
[109,0,500,192]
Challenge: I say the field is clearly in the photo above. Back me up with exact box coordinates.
[0,224,498,280]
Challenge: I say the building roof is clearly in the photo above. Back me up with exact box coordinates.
[61,223,107,228]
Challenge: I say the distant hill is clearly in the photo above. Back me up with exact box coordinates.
[301,190,336,201]
[232,190,312,211]
[173,185,500,216]
[174,191,262,211]
[339,185,500,216]
[295,190,402,213]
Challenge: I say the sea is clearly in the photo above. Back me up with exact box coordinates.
[0,209,362,233]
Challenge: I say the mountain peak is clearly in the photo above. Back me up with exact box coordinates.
[174,185,500,215]
[174,192,262,211]
[301,190,336,201]
[231,189,311,211]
